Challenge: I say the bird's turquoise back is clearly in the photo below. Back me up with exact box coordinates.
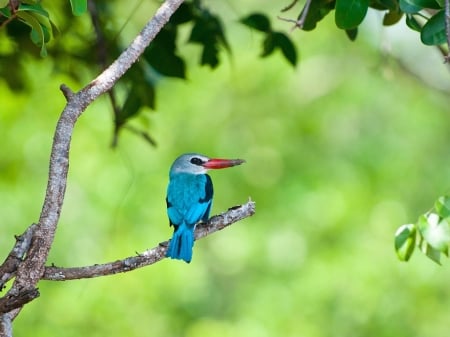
[165,173,213,262]
[166,173,213,228]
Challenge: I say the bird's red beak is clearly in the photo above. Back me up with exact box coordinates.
[203,158,246,169]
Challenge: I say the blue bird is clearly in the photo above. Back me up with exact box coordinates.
[165,153,245,263]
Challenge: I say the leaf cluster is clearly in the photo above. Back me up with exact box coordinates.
[4,0,296,145]
[395,196,450,264]
[118,1,232,132]
[1,0,448,147]
[240,13,297,67]
[280,0,448,46]
[0,0,85,56]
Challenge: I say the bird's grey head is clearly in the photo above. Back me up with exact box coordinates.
[170,153,210,175]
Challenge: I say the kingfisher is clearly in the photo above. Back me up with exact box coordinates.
[165,153,245,263]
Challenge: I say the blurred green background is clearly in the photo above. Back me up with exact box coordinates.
[2,1,450,336]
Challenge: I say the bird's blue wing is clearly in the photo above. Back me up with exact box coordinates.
[166,173,213,228]
[200,174,213,222]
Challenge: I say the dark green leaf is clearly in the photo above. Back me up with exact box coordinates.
[399,0,441,13]
[240,13,271,32]
[335,0,369,29]
[170,2,194,24]
[345,28,358,41]
[117,83,155,126]
[273,32,297,66]
[421,10,446,45]
[201,43,220,68]
[119,90,141,127]
[261,33,275,57]
[144,27,186,78]
[383,9,403,25]
[435,196,450,218]
[405,14,422,31]
[300,0,335,31]
[190,10,230,50]
[0,7,11,17]
[70,0,87,16]
[395,224,416,261]
[188,8,230,67]
[371,0,399,10]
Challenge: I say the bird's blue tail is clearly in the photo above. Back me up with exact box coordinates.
[166,224,194,263]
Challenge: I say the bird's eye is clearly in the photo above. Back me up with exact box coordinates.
[190,157,203,166]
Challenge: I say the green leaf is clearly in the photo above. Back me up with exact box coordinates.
[118,83,155,127]
[383,9,403,25]
[405,14,422,31]
[419,237,442,264]
[170,2,194,24]
[201,43,220,68]
[421,10,446,45]
[144,27,186,78]
[188,9,230,68]
[16,10,47,56]
[372,0,400,10]
[300,0,335,31]
[0,0,9,7]
[119,90,141,127]
[417,213,450,252]
[240,13,271,32]
[261,33,275,57]
[395,224,417,261]
[0,7,11,17]
[19,3,49,17]
[335,0,369,29]
[70,0,87,16]
[399,0,441,13]
[273,32,297,66]
[435,196,450,218]
[345,28,358,41]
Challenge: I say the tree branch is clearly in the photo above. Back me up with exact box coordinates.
[0,0,185,331]
[0,225,36,291]
[278,0,313,31]
[42,200,255,281]
[444,0,450,62]
[0,289,39,314]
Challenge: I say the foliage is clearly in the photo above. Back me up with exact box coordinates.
[1,0,449,147]
[240,13,297,66]
[395,196,450,264]
[279,0,448,47]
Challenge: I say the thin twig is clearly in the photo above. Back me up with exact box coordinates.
[278,0,313,31]
[124,124,157,147]
[43,200,255,281]
[444,0,450,62]
[60,84,74,101]
[281,0,299,12]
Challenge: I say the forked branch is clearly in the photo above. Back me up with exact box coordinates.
[43,200,255,281]
[0,0,186,334]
